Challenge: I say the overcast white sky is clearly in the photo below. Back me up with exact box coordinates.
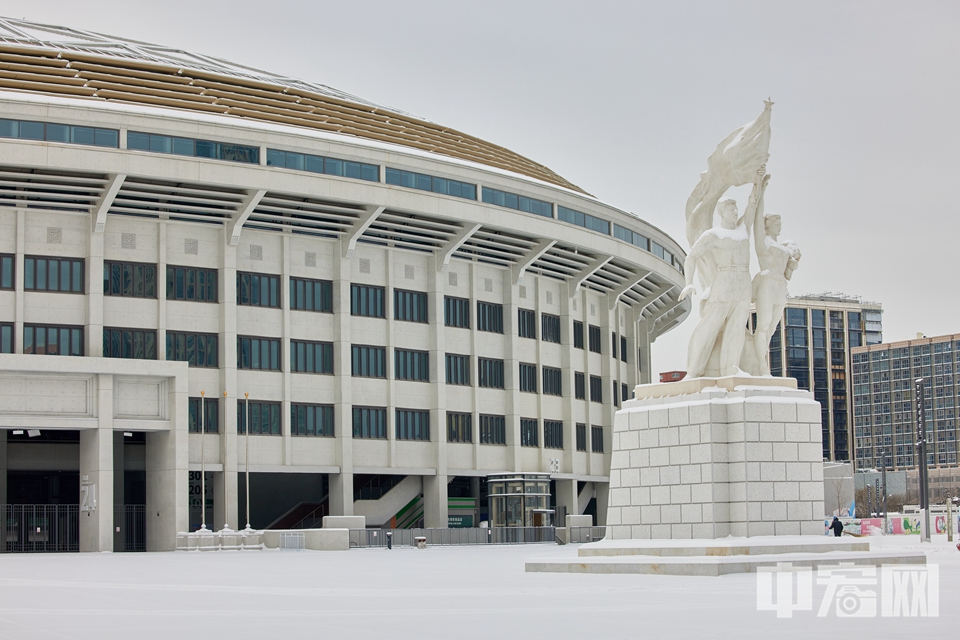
[6,1,958,372]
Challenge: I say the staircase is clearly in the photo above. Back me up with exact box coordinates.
[266,499,329,530]
[354,475,423,527]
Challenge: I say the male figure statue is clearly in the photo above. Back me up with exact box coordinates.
[679,172,768,378]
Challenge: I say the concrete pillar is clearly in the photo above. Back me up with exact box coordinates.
[596,481,609,527]
[423,474,448,528]
[219,230,239,531]
[329,472,353,517]
[112,431,124,550]
[145,374,189,551]
[555,477,578,524]
[87,212,105,357]
[79,374,114,552]
[213,471,226,530]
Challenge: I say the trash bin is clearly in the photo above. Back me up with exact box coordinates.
[414,536,426,550]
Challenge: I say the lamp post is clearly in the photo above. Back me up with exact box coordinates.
[199,390,206,531]
[915,378,931,542]
[881,448,889,535]
[244,392,251,531]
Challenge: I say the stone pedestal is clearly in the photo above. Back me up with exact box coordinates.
[606,376,825,540]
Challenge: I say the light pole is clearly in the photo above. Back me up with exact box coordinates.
[881,448,888,535]
[244,392,251,531]
[199,390,207,531]
[915,378,931,542]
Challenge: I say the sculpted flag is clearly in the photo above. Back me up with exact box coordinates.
[685,101,772,248]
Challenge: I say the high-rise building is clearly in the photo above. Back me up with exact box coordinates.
[852,333,960,473]
[767,293,883,462]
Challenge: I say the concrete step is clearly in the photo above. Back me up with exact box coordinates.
[526,549,927,577]
[578,535,869,558]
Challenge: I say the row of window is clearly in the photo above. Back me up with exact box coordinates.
[2,118,678,269]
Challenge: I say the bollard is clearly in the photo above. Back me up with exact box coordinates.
[386,531,393,550]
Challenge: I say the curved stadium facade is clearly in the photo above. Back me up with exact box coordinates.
[0,18,689,551]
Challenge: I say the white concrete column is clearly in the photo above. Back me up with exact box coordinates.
[330,249,353,516]
[112,431,125,550]
[79,374,114,552]
[13,210,24,354]
[502,269,521,471]
[219,230,239,529]
[555,477,578,524]
[281,234,292,466]
[87,214,105,357]
[156,221,167,359]
[559,282,577,475]
[146,372,189,551]
[423,473,448,528]
[384,250,396,467]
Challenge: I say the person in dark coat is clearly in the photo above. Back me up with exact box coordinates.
[829,516,844,537]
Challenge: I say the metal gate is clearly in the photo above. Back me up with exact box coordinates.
[1,504,80,553]
[114,505,146,552]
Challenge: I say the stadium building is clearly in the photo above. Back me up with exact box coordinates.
[0,19,689,551]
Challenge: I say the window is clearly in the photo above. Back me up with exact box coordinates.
[613,224,649,251]
[444,296,470,328]
[351,284,385,317]
[237,272,280,308]
[477,301,503,333]
[267,149,378,182]
[352,345,387,378]
[650,241,674,266]
[478,357,504,388]
[167,331,218,367]
[0,118,118,147]
[238,336,281,371]
[588,325,601,353]
[396,409,430,441]
[395,289,428,323]
[590,375,603,403]
[576,423,587,451]
[0,254,11,289]
[480,415,506,445]
[518,309,536,339]
[290,403,334,437]
[612,333,618,359]
[128,131,258,164]
[557,205,609,234]
[543,367,562,396]
[385,167,476,199]
[445,354,470,385]
[24,256,83,292]
[521,419,539,447]
[290,340,333,374]
[573,321,584,349]
[622,382,630,402]
[481,187,552,217]
[23,325,83,356]
[620,336,628,363]
[103,328,157,360]
[591,426,604,453]
[238,400,281,435]
[166,266,217,302]
[542,314,560,344]
[290,277,332,312]
[519,363,538,392]
[353,406,387,439]
[103,261,156,298]
[0,323,11,353]
[575,372,586,399]
[188,397,219,434]
[613,381,619,407]
[544,420,563,449]
[395,349,429,381]
[447,412,472,443]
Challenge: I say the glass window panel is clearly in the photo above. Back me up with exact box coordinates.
[127,131,149,150]
[20,121,44,140]
[94,129,119,147]
[46,123,70,142]
[71,126,95,145]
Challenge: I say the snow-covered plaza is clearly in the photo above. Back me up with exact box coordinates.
[0,535,954,639]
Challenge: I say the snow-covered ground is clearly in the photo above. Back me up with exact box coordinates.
[0,535,954,639]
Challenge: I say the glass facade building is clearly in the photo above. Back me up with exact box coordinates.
[768,294,882,462]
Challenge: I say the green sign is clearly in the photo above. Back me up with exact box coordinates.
[448,514,474,528]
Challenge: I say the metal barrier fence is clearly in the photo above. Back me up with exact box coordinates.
[114,505,146,552]
[349,526,557,548]
[2,504,80,553]
[279,532,305,550]
[568,526,606,544]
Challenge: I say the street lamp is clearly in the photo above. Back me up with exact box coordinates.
[199,390,207,532]
[244,392,252,532]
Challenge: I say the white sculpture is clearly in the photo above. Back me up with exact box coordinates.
[679,100,799,379]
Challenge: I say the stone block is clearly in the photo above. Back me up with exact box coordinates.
[614,413,630,433]
[691,483,713,503]
[787,501,813,521]
[746,502,762,521]
[745,401,772,422]
[784,423,808,442]
[809,424,821,442]
[747,482,773,502]
[648,408,669,429]
[773,443,799,462]
[771,402,797,423]
[745,422,760,441]
[689,443,711,464]
[322,515,364,529]
[606,508,622,525]
[670,485,691,504]
[649,447,670,467]
[609,470,621,489]
[746,442,772,461]
[650,524,672,538]
[621,468,640,488]
[711,463,729,483]
[659,427,680,447]
[639,429,659,449]
[692,523,715,538]
[671,523,692,539]
[798,443,822,461]
[709,403,727,424]
[680,465,701,485]
[681,503,702,523]
[640,468,660,486]
[669,446,690,466]
[640,505,661,524]
[628,409,649,431]
[797,402,821,423]
[760,462,786,482]
[800,482,824,501]
[630,487,651,506]
[727,462,745,482]
[701,503,714,523]
[775,521,801,536]
[763,423,786,442]
[668,405,689,426]
[610,488,631,506]
[726,422,745,443]
[729,502,747,522]
[750,521,776,536]
[761,501,787,522]
[774,482,800,502]
[729,482,747,502]
[629,449,650,468]
[712,482,729,503]
[786,463,811,481]
[660,466,680,485]
[650,486,671,505]
[631,524,652,539]
[811,463,824,481]
[620,430,639,451]
[800,521,824,536]
[726,443,745,463]
[746,462,761,481]
[661,505,681,524]
[610,451,629,470]
[678,424,700,445]
[622,506,641,525]
[689,403,710,425]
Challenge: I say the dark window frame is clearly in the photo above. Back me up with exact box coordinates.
[24,256,84,293]
[23,324,84,356]
[237,400,282,435]
[289,276,332,313]
[237,336,282,371]
[166,331,218,368]
[103,327,157,360]
[103,260,157,298]
[290,403,335,437]
[166,265,218,302]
